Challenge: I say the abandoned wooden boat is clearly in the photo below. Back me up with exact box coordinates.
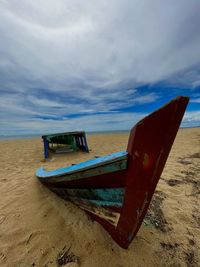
[36,96,189,248]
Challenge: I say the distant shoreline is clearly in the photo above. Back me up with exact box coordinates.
[0,130,129,141]
[0,126,199,141]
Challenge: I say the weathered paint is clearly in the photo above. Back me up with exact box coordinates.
[48,187,123,226]
[41,169,127,189]
[74,200,121,227]
[42,159,127,183]
[69,197,123,208]
[62,188,125,203]
[79,204,121,227]
[36,151,128,178]
[83,134,89,152]
[99,96,189,248]
[36,96,189,249]
[42,131,89,159]
[48,187,124,206]
[43,138,49,159]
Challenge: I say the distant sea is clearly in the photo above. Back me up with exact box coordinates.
[0,134,41,141]
[88,130,130,135]
[0,127,198,141]
[0,130,130,141]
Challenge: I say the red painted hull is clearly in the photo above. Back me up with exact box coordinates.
[99,96,189,248]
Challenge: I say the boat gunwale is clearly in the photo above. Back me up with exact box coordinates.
[36,151,128,178]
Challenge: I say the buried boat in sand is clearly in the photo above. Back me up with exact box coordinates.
[36,96,189,249]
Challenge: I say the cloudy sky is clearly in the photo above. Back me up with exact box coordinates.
[0,0,200,136]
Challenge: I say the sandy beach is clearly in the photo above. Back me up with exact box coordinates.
[0,128,199,267]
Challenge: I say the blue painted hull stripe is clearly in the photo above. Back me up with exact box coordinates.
[45,159,127,182]
[36,151,128,178]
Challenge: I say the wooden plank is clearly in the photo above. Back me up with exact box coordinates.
[36,151,128,178]
[43,138,49,159]
[39,159,127,183]
[54,187,124,202]
[49,187,122,227]
[41,169,127,189]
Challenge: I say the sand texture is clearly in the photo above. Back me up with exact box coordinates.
[0,128,199,267]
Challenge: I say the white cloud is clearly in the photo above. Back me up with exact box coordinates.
[0,91,158,124]
[1,108,199,137]
[191,98,200,103]
[0,112,146,136]
[0,0,200,134]
[1,0,200,93]
[182,110,200,127]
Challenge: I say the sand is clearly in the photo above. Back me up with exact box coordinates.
[0,128,199,267]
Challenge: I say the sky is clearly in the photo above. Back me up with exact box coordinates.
[0,0,200,136]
